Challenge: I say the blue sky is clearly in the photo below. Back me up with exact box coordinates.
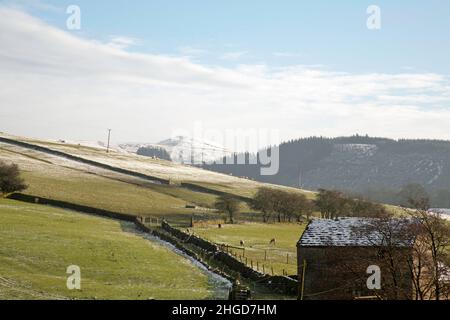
[15,0,450,73]
[1,1,450,147]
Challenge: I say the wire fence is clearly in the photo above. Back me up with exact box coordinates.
[219,243,297,276]
[141,217,298,276]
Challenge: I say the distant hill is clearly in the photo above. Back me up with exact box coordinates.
[119,136,232,164]
[202,135,450,207]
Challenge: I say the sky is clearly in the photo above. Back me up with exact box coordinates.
[0,0,450,150]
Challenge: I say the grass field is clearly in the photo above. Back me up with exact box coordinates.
[0,143,220,221]
[191,222,306,275]
[0,199,223,300]
[0,138,403,226]
[1,133,311,198]
[0,134,319,227]
[0,139,311,225]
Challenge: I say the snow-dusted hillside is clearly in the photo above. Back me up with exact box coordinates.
[61,140,108,150]
[119,136,233,164]
[429,208,450,221]
[204,136,450,204]
[1,132,305,198]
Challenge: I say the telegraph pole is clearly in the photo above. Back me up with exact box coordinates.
[298,169,303,188]
[106,129,111,153]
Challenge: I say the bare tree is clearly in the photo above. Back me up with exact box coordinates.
[215,194,241,224]
[398,183,430,210]
[352,217,415,300]
[402,190,450,300]
[251,187,275,223]
[315,189,348,219]
[276,192,311,222]
[252,187,314,223]
[407,209,450,300]
[408,219,434,300]
[346,198,389,218]
[356,211,450,300]
[315,189,389,219]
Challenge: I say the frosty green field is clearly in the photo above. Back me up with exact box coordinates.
[0,199,221,300]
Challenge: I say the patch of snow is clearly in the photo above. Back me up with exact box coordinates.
[427,162,443,185]
[334,144,378,156]
[299,217,413,247]
[119,136,233,164]
[428,208,450,221]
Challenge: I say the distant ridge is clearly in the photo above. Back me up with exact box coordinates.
[119,135,232,164]
[203,135,450,207]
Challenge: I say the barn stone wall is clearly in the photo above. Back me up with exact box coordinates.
[297,245,413,300]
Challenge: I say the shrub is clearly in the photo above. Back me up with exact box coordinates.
[0,161,27,195]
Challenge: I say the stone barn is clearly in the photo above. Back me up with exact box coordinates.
[297,218,414,300]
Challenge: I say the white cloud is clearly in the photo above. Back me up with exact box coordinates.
[1,7,450,147]
[107,36,141,50]
[220,51,248,61]
[2,0,62,12]
[272,51,303,58]
[177,46,208,57]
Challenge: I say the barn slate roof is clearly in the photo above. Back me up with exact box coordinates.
[298,217,414,247]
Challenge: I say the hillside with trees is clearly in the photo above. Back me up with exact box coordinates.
[137,146,172,161]
[203,136,450,207]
